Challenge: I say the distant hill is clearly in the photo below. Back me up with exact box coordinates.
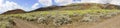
[2,3,120,14]
[31,6,66,12]
[65,3,120,9]
[2,9,26,14]
[31,3,120,12]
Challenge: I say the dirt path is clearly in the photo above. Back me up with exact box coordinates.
[13,15,120,28]
[13,19,40,28]
[90,15,120,28]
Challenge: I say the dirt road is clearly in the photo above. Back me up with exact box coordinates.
[13,15,120,28]
[13,19,40,28]
[90,15,120,28]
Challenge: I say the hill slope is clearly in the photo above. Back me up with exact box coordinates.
[0,3,120,28]
[32,3,120,12]
[1,3,120,14]
[2,9,25,14]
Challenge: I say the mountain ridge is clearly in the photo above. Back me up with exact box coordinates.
[2,9,26,14]
[31,3,120,11]
[1,3,120,14]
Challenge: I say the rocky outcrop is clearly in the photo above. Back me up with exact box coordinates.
[2,9,26,14]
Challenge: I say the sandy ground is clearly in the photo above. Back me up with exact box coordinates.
[13,19,40,28]
[13,15,120,28]
[90,15,120,28]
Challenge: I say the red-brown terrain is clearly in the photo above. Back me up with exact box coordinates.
[2,9,25,14]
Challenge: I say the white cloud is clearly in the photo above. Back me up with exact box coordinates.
[38,0,73,6]
[80,0,99,3]
[110,0,120,5]
[31,3,39,10]
[73,0,81,3]
[54,0,73,6]
[38,0,52,6]
[79,0,109,4]
[0,0,119,14]
[0,0,3,7]
[37,0,111,6]
[0,1,23,14]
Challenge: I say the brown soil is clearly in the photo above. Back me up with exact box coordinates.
[90,15,120,28]
[13,15,120,28]
[13,19,40,28]
[2,9,25,14]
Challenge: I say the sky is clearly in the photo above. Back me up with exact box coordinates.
[0,0,120,14]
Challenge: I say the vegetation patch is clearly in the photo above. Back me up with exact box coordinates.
[0,9,120,28]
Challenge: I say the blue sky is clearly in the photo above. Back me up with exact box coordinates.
[0,0,120,14]
[0,0,82,12]
[7,0,81,8]
[6,0,38,9]
[5,0,39,11]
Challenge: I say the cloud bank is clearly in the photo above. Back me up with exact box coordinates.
[38,0,53,6]
[0,0,120,14]
[0,0,23,14]
[31,0,120,10]
[110,0,120,5]
[54,0,73,6]
[32,3,39,10]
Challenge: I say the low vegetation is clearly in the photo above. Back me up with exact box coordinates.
[0,16,14,28]
[0,3,120,28]
[0,9,120,28]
